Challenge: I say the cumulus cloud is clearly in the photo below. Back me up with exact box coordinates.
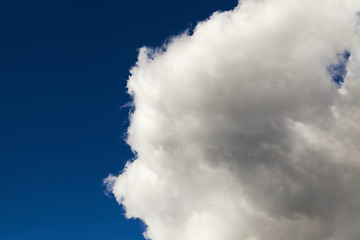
[106,0,360,239]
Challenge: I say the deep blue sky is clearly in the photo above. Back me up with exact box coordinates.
[0,0,237,239]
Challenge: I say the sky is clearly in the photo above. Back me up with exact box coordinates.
[0,0,237,239]
[3,1,360,240]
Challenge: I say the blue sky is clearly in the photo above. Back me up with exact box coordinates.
[0,0,237,239]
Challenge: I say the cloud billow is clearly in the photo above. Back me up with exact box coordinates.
[106,0,360,239]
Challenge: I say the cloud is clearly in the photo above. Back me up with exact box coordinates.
[106,0,360,239]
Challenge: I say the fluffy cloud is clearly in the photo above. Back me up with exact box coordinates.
[106,0,360,239]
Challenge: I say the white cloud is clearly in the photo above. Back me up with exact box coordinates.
[106,0,360,239]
